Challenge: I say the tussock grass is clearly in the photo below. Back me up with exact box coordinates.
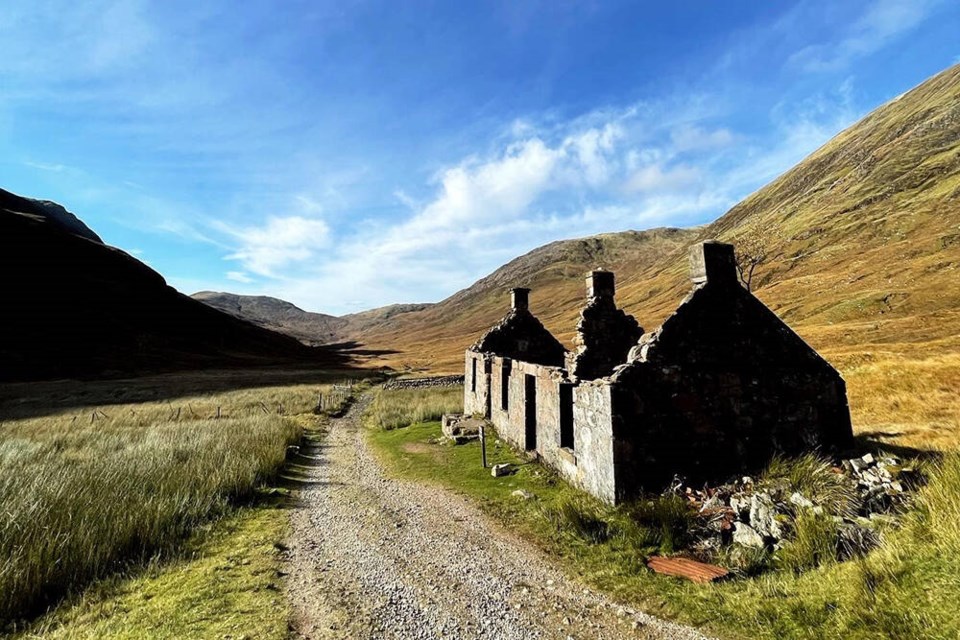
[763,453,859,518]
[619,495,695,554]
[365,386,462,430]
[0,378,350,626]
[842,353,960,450]
[775,512,839,574]
[547,496,613,544]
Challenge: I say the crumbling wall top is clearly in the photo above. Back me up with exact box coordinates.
[470,288,567,367]
[568,269,643,380]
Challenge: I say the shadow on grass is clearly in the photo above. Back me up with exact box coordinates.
[0,366,385,421]
[853,433,942,462]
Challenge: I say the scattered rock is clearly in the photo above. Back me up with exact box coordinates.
[732,522,765,548]
[789,492,814,509]
[749,493,783,540]
[511,489,534,500]
[441,414,484,444]
[491,463,514,478]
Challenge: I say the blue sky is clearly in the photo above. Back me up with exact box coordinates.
[2,1,958,314]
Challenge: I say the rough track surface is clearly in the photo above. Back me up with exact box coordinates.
[284,397,712,640]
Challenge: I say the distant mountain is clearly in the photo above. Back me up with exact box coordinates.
[0,192,346,381]
[344,227,700,368]
[191,291,432,346]
[350,64,960,373]
[192,291,346,344]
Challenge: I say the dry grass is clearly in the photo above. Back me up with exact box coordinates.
[839,353,960,450]
[364,386,463,430]
[0,375,355,627]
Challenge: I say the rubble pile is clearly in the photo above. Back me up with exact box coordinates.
[666,453,922,567]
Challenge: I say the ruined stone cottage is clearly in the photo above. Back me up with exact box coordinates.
[464,240,853,504]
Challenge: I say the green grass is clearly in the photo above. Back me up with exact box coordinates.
[368,414,960,639]
[14,500,292,640]
[0,375,359,628]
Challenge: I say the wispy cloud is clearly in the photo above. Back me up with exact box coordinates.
[256,90,857,312]
[23,160,69,173]
[226,271,254,284]
[789,0,943,72]
[220,215,330,277]
[624,164,702,194]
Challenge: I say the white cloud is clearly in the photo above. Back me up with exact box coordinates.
[226,271,254,283]
[221,215,330,277]
[670,126,735,152]
[789,0,943,73]
[23,160,69,173]
[225,81,864,314]
[624,164,702,194]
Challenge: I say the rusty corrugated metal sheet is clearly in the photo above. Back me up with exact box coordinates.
[646,556,729,583]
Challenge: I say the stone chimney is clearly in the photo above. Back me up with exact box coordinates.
[511,287,530,311]
[689,241,737,286]
[586,270,615,299]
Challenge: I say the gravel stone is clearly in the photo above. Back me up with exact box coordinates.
[284,396,712,640]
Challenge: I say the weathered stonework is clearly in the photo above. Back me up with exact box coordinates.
[566,270,643,381]
[463,240,854,504]
[470,287,566,367]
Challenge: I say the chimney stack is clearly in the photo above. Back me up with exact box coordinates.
[689,240,737,286]
[586,270,615,299]
[511,287,530,311]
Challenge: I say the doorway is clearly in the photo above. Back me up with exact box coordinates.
[524,374,537,451]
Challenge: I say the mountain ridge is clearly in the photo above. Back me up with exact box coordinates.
[0,199,349,381]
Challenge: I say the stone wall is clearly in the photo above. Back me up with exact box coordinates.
[463,241,853,505]
[570,380,618,502]
[463,351,491,417]
[480,351,619,502]
[608,242,853,495]
[566,271,643,381]
[384,375,464,390]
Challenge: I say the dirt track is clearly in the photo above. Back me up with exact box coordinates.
[283,398,712,640]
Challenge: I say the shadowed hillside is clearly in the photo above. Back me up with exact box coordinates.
[0,195,351,381]
[351,64,960,448]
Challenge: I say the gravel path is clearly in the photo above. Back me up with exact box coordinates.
[284,397,712,640]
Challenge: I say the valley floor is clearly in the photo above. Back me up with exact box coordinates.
[284,396,708,640]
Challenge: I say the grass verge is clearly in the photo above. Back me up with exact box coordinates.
[368,416,960,639]
[15,498,291,640]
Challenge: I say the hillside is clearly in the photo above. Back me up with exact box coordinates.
[351,64,960,448]
[191,291,346,344]
[0,195,348,381]
[191,292,433,346]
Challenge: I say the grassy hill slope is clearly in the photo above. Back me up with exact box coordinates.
[354,64,960,448]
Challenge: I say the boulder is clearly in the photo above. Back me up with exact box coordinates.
[732,522,765,548]
[491,463,514,478]
[441,414,484,443]
[749,493,784,540]
[789,492,814,509]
